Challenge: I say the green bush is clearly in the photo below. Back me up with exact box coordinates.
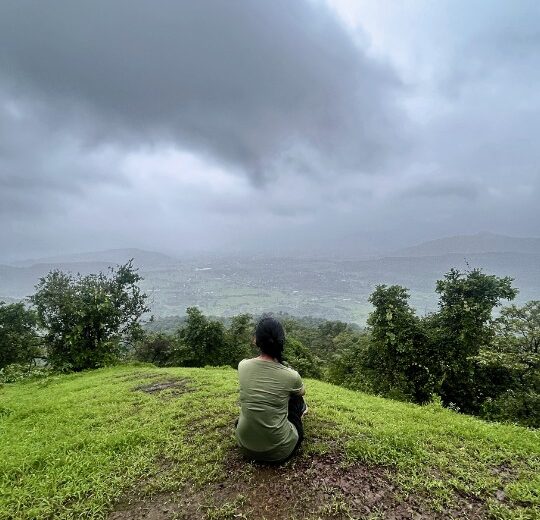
[481,390,540,428]
[0,363,52,384]
[0,301,42,368]
[133,332,175,366]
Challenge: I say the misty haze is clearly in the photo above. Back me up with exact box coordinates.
[2,232,540,324]
[1,2,539,519]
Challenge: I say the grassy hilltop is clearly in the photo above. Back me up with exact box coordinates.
[1,365,539,520]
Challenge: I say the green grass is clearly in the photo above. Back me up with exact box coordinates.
[1,364,539,519]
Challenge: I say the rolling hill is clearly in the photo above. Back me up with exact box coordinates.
[395,232,540,257]
[1,365,539,519]
[13,248,179,269]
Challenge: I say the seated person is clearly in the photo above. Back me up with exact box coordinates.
[235,316,307,463]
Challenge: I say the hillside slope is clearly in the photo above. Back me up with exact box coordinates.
[1,365,539,519]
[395,232,540,257]
[13,249,178,268]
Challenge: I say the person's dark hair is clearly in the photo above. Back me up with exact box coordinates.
[255,316,285,363]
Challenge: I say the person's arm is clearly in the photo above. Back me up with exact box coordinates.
[290,370,305,396]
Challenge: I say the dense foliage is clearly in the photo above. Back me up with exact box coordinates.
[327,269,538,427]
[434,268,517,411]
[0,301,41,368]
[134,308,323,376]
[477,301,540,427]
[30,261,149,371]
[365,285,435,403]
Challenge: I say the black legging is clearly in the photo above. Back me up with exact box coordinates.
[288,393,306,447]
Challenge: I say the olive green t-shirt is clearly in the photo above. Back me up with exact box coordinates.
[235,358,304,462]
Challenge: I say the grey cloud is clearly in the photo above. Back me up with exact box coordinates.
[0,98,127,216]
[0,0,405,182]
[437,2,540,101]
[401,177,480,201]
[1,1,539,262]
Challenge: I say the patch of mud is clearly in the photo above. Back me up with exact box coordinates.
[487,462,521,505]
[490,462,519,485]
[109,448,488,520]
[134,378,194,398]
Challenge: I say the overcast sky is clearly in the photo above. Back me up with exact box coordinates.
[1,0,539,261]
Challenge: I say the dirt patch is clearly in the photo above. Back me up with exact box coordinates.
[207,451,400,520]
[109,447,488,520]
[134,378,194,398]
[489,464,510,506]
[490,462,519,485]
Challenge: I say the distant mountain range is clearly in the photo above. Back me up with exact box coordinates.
[2,233,539,323]
[13,248,178,269]
[9,232,540,268]
[394,232,540,257]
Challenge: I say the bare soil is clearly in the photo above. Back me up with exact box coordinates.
[109,447,488,520]
[134,378,194,398]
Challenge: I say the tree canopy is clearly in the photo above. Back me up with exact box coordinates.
[31,261,149,371]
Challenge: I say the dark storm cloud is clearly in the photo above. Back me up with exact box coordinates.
[0,97,125,216]
[1,0,539,262]
[0,0,403,184]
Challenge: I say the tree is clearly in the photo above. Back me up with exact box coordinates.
[281,317,352,362]
[31,261,149,371]
[475,301,540,427]
[494,301,540,354]
[173,307,227,366]
[434,268,517,411]
[366,285,436,402]
[0,302,41,368]
[134,332,175,366]
[226,313,255,367]
[284,336,322,379]
[326,330,373,392]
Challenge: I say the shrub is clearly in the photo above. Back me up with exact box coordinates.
[481,390,540,428]
[0,302,42,368]
[0,363,52,384]
[133,333,175,366]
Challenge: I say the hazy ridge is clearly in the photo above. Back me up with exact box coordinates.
[395,232,540,257]
[2,233,539,324]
